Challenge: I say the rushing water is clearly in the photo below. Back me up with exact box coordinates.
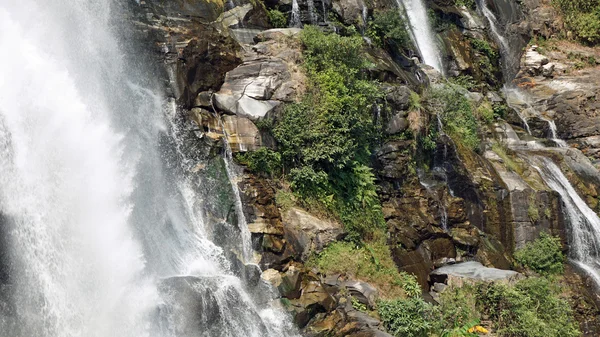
[0,1,296,336]
[290,0,302,27]
[534,157,600,287]
[395,0,444,73]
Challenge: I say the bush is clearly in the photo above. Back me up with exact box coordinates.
[308,241,420,299]
[235,148,282,177]
[425,85,480,151]
[267,9,287,28]
[553,0,600,44]
[477,278,580,337]
[367,10,411,50]
[514,232,565,275]
[378,297,439,337]
[273,26,384,240]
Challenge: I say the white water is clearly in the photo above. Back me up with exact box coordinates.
[0,1,296,336]
[396,0,444,73]
[534,158,600,286]
[290,0,301,27]
[547,119,568,148]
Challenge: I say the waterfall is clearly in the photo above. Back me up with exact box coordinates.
[395,0,444,73]
[290,0,301,27]
[307,0,318,24]
[547,119,568,148]
[0,1,297,336]
[534,158,600,287]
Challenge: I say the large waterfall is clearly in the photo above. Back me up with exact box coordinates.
[396,0,444,73]
[0,1,295,336]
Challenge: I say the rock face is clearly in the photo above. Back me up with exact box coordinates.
[282,208,346,262]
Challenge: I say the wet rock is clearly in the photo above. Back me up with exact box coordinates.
[523,46,549,76]
[385,114,409,135]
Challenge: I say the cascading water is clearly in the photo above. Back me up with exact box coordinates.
[307,0,317,24]
[395,0,444,73]
[0,1,297,336]
[534,157,600,286]
[290,0,302,27]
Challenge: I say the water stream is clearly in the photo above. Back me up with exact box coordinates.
[290,0,302,27]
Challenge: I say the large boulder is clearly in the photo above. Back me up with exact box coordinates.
[282,207,346,262]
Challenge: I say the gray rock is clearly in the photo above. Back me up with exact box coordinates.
[282,207,346,262]
[431,261,521,282]
[385,114,409,135]
[343,281,378,309]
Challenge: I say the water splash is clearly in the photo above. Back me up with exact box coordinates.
[395,0,444,73]
[290,0,301,27]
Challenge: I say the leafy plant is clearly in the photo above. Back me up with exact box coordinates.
[273,26,384,241]
[235,148,282,177]
[514,232,565,275]
[367,10,411,50]
[553,0,600,44]
[378,297,439,337]
[425,85,480,151]
[267,9,288,28]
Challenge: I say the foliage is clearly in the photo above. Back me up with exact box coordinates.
[367,10,411,50]
[425,85,480,151]
[273,26,384,241]
[477,277,580,337]
[267,9,288,28]
[453,0,476,10]
[307,240,420,299]
[471,39,498,60]
[235,148,282,177]
[275,189,295,211]
[514,232,565,275]
[378,297,440,337]
[475,101,495,124]
[553,0,600,44]
[450,75,478,91]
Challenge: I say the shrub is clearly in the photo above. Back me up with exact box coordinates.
[308,241,419,298]
[267,9,287,28]
[514,232,565,275]
[425,85,480,151]
[378,297,440,337]
[367,10,411,50]
[477,278,580,337]
[553,0,600,44]
[235,148,282,177]
[273,26,384,241]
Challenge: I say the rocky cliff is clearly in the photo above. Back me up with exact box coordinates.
[129,0,600,335]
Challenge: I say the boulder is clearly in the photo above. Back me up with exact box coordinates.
[343,281,378,309]
[430,261,523,286]
[385,114,409,135]
[282,207,346,262]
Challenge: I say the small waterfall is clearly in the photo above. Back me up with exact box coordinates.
[547,119,567,148]
[395,0,444,73]
[307,0,317,24]
[290,0,301,27]
[218,116,254,263]
[534,157,600,287]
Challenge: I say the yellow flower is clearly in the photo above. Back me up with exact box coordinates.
[467,326,489,334]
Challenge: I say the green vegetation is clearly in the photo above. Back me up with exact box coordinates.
[367,10,411,50]
[514,232,565,275]
[553,0,600,44]
[425,85,480,151]
[267,9,287,28]
[453,0,476,10]
[477,277,579,337]
[272,26,384,241]
[235,148,282,178]
[378,297,440,337]
[492,142,524,175]
[470,38,501,87]
[307,240,420,298]
[378,277,579,337]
